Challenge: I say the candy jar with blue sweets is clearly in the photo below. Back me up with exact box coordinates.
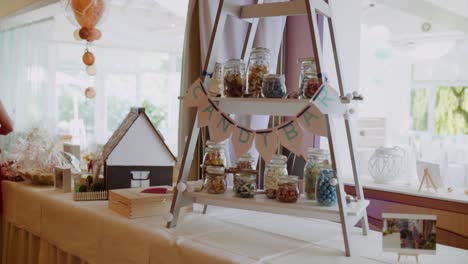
[315,169,337,206]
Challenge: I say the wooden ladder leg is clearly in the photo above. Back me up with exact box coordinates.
[167,115,201,228]
[325,3,369,237]
[325,115,352,257]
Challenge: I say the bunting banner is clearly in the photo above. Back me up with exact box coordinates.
[254,129,279,163]
[185,78,347,158]
[232,127,255,158]
[277,120,304,156]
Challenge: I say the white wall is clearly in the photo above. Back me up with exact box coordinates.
[107,115,175,166]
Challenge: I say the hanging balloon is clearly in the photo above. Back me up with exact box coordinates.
[82,51,95,66]
[73,29,82,41]
[60,0,108,28]
[86,65,97,76]
[85,87,96,99]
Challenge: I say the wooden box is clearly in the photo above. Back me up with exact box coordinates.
[109,186,183,218]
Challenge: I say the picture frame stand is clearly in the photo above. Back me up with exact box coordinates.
[418,168,438,193]
[398,253,419,263]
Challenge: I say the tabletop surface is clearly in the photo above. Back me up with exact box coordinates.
[3,181,468,264]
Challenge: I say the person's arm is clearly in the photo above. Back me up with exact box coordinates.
[0,100,13,135]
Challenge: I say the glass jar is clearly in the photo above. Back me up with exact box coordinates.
[264,154,288,199]
[304,148,331,200]
[224,59,245,97]
[299,58,321,99]
[234,173,257,198]
[316,169,337,206]
[262,74,286,98]
[246,47,270,98]
[203,142,226,168]
[208,62,223,97]
[204,166,227,194]
[276,175,299,203]
[236,153,255,170]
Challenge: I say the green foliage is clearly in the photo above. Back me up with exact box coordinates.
[411,89,428,131]
[142,99,166,129]
[436,86,468,135]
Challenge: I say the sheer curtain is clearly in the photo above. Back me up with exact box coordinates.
[0,18,54,150]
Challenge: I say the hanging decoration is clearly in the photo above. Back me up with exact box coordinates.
[184,78,356,160]
[61,0,108,97]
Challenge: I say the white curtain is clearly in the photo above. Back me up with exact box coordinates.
[0,18,54,149]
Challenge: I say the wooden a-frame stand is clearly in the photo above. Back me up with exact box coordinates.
[167,0,369,257]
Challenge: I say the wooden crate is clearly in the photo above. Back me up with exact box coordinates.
[109,186,189,218]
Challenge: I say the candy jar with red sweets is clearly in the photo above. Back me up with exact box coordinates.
[299,58,321,99]
[203,141,226,168]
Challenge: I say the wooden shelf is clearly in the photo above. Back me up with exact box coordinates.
[186,190,369,222]
[210,97,311,116]
[240,0,330,19]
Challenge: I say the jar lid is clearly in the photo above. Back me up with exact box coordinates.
[279,175,298,182]
[271,154,287,162]
[206,140,215,147]
[251,47,271,55]
[263,74,284,80]
[307,148,329,156]
[298,57,315,63]
[236,172,256,178]
[225,59,245,67]
[206,166,225,174]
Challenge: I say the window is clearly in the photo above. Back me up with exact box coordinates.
[410,84,468,136]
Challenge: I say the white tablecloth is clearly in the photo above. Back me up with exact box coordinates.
[2,181,468,264]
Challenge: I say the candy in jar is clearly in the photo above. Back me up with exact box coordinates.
[246,47,270,98]
[236,153,255,170]
[261,74,286,98]
[224,59,245,97]
[203,141,226,167]
[264,154,288,199]
[299,58,321,99]
[276,175,299,203]
[204,166,227,194]
[234,173,257,198]
[316,169,337,206]
[303,148,331,200]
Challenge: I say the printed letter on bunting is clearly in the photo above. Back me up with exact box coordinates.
[185,79,207,107]
[209,113,234,143]
[312,84,345,115]
[277,120,303,155]
[197,99,215,127]
[297,105,328,137]
[254,129,278,163]
[232,126,255,158]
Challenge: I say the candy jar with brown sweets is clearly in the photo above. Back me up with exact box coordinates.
[263,154,288,199]
[299,58,321,99]
[224,59,245,97]
[277,175,299,203]
[246,47,270,98]
[204,166,227,194]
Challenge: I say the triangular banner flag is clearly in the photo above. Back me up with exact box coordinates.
[197,99,217,128]
[277,120,303,156]
[232,126,255,158]
[312,84,345,115]
[209,113,235,143]
[254,129,278,163]
[185,79,207,107]
[297,104,328,137]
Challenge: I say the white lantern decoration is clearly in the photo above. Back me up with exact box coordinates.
[368,146,407,184]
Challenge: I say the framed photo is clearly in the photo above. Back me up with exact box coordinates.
[416,160,444,188]
[382,213,437,255]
